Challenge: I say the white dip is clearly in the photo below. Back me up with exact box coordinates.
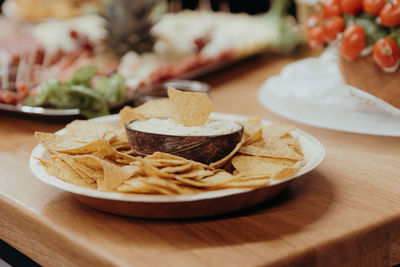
[129,118,241,136]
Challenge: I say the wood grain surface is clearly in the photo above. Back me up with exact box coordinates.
[1,49,400,267]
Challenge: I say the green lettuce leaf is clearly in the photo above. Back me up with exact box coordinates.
[23,65,126,119]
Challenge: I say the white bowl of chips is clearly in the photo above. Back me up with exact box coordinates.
[30,111,325,219]
[30,88,325,218]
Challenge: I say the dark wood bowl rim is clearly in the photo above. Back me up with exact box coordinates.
[125,118,244,138]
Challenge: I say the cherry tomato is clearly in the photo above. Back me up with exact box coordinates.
[379,1,400,27]
[324,16,345,41]
[341,24,366,60]
[322,0,342,16]
[341,0,363,14]
[363,0,385,15]
[0,91,18,105]
[308,26,326,48]
[373,37,400,68]
[305,14,324,30]
[16,84,29,101]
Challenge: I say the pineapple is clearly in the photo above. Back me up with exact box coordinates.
[103,0,166,56]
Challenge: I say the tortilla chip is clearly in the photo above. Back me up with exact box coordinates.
[160,163,194,174]
[232,155,296,177]
[177,168,215,179]
[119,106,147,126]
[142,176,185,195]
[262,123,296,138]
[146,152,213,170]
[117,177,160,194]
[40,157,96,188]
[273,166,301,179]
[35,132,116,158]
[240,117,262,137]
[138,158,175,178]
[218,178,270,188]
[65,120,115,142]
[99,161,140,190]
[175,171,237,188]
[244,128,263,145]
[136,98,172,117]
[239,138,303,161]
[52,153,98,184]
[167,87,212,126]
[210,137,245,168]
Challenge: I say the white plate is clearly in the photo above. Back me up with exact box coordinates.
[258,48,400,136]
[29,112,325,219]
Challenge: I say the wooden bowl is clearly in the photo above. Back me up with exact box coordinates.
[125,120,243,164]
[338,54,400,109]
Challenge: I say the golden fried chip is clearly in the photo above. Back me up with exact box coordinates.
[35,132,73,151]
[40,157,96,188]
[72,154,103,170]
[281,135,304,157]
[90,141,118,159]
[175,171,236,188]
[119,99,173,125]
[71,158,104,180]
[239,138,303,161]
[145,152,186,161]
[262,123,296,138]
[167,87,212,127]
[142,176,186,195]
[218,178,270,188]
[65,120,115,142]
[148,159,189,167]
[52,153,98,184]
[146,152,213,170]
[112,150,138,163]
[136,98,172,118]
[119,106,147,125]
[210,137,245,168]
[178,168,215,179]
[35,132,116,158]
[273,166,301,179]
[109,127,130,149]
[138,158,175,178]
[239,174,271,180]
[160,163,194,174]
[200,171,240,185]
[232,155,296,177]
[240,117,262,137]
[99,161,140,190]
[110,141,132,151]
[244,128,263,145]
[241,117,295,138]
[117,177,160,194]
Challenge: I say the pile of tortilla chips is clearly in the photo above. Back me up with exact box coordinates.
[35,88,304,195]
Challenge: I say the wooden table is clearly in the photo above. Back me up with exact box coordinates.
[1,50,400,267]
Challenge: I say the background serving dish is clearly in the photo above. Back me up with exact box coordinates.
[258,48,400,137]
[29,112,325,219]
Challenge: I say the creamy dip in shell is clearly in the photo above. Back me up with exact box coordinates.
[129,118,241,136]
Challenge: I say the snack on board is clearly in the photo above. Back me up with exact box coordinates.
[0,2,301,115]
[34,89,304,195]
[305,0,400,109]
[3,0,105,22]
[24,65,126,118]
